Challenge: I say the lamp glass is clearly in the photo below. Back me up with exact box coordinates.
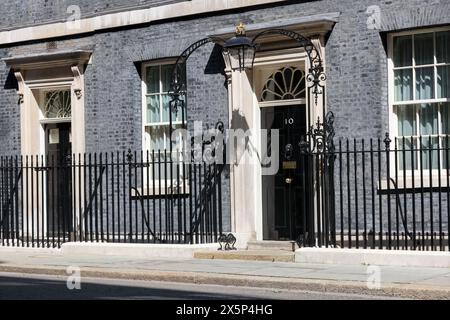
[242,46,256,70]
[224,45,256,71]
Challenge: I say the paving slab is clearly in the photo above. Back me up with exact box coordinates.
[0,249,449,299]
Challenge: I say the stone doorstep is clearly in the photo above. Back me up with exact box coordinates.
[247,240,297,252]
[194,250,295,262]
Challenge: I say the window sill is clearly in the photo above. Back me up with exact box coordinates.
[378,175,450,194]
[131,182,190,198]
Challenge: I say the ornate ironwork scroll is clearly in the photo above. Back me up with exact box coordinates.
[300,111,335,155]
[251,29,326,105]
[218,233,237,251]
[169,37,222,117]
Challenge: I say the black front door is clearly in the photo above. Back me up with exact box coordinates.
[45,123,72,235]
[262,105,307,240]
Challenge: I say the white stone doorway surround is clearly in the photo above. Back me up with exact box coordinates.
[3,50,91,237]
[216,24,331,248]
[4,50,91,157]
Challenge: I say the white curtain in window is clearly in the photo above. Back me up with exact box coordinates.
[146,95,160,123]
[416,67,434,100]
[419,103,438,135]
[161,94,171,122]
[394,69,412,101]
[419,104,439,169]
[397,105,416,136]
[397,105,416,169]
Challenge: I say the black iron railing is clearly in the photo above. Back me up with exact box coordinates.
[1,133,449,252]
[0,150,225,248]
[329,135,450,251]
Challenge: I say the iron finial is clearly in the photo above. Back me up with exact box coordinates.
[384,132,391,150]
[126,149,133,163]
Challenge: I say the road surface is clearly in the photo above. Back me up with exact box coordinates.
[0,271,394,300]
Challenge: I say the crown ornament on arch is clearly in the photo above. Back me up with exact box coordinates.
[235,22,246,36]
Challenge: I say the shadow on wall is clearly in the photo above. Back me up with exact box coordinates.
[230,109,276,168]
[4,69,18,90]
[204,44,225,78]
[230,109,250,165]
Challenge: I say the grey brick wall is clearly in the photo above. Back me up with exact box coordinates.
[0,0,449,235]
[0,49,21,155]
[0,0,185,31]
[2,0,449,153]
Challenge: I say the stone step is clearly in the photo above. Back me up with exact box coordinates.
[247,240,297,252]
[194,250,295,262]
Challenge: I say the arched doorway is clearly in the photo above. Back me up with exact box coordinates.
[258,64,308,240]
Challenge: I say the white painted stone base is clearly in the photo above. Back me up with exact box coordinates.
[60,242,219,259]
[0,246,61,255]
[231,233,256,249]
[295,248,450,268]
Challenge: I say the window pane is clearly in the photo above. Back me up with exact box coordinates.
[43,90,71,118]
[420,137,439,169]
[396,105,416,136]
[161,64,173,93]
[442,136,450,169]
[146,66,160,94]
[162,64,186,93]
[394,69,413,101]
[146,95,160,123]
[441,102,450,134]
[145,126,165,151]
[394,35,412,67]
[414,33,434,65]
[161,94,171,122]
[436,31,450,63]
[171,124,184,153]
[179,94,187,122]
[415,67,435,100]
[419,103,438,135]
[397,137,417,170]
[437,66,450,99]
[162,94,187,123]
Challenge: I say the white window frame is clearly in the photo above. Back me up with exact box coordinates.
[388,26,450,176]
[140,59,188,192]
[141,59,184,152]
[257,63,308,108]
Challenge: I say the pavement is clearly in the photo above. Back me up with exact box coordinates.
[0,250,449,299]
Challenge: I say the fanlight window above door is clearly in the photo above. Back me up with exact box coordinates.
[43,90,71,118]
[260,67,306,102]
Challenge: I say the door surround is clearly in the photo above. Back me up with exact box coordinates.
[253,50,309,241]
[226,44,321,245]
[4,51,90,238]
[4,50,91,157]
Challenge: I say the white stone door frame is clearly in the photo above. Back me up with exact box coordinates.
[253,49,308,241]
[226,39,326,247]
[17,70,86,157]
[4,51,91,239]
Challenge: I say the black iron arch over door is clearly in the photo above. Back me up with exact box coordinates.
[168,27,335,248]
